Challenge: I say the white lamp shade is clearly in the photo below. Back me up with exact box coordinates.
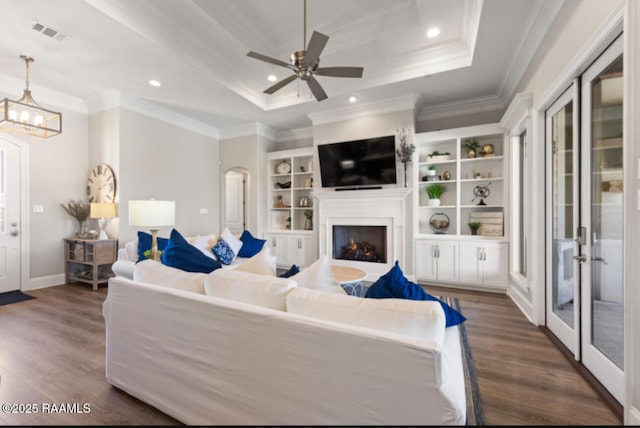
[128,200,175,228]
[90,202,117,219]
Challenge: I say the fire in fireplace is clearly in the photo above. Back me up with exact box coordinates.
[333,225,386,263]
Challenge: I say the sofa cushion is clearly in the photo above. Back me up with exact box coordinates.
[133,259,207,294]
[291,255,345,295]
[137,231,169,261]
[365,261,466,327]
[190,234,218,260]
[221,227,243,255]
[204,268,297,311]
[161,229,222,273]
[237,230,266,258]
[233,247,276,276]
[286,287,446,346]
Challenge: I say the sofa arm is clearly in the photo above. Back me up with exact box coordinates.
[117,248,130,261]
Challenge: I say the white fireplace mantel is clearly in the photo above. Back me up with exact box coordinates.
[313,187,412,281]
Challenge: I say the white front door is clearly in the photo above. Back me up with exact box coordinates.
[0,137,22,293]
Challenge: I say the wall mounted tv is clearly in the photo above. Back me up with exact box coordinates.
[318,135,397,189]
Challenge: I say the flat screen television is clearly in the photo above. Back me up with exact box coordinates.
[318,136,397,188]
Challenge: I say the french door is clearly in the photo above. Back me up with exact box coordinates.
[546,36,624,402]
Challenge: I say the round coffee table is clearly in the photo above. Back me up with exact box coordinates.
[330,265,367,297]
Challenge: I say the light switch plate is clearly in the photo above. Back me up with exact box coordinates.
[33,205,44,213]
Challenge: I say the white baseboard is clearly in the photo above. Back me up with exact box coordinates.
[628,405,640,425]
[28,274,65,291]
[507,284,535,324]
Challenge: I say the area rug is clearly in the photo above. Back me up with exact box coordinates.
[0,290,35,306]
[441,295,485,426]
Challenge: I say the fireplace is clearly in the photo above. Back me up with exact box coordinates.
[314,187,411,281]
[333,225,386,263]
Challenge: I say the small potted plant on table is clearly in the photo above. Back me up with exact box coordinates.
[426,183,446,206]
[463,139,480,158]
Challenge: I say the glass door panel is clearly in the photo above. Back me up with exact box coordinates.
[546,83,579,356]
[580,35,624,402]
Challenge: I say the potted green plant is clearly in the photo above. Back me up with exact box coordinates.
[427,150,451,162]
[462,139,480,158]
[468,221,481,235]
[426,183,446,206]
[427,165,437,176]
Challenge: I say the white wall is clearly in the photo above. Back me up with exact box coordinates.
[417,109,503,133]
[118,108,220,245]
[219,134,269,236]
[88,108,120,238]
[27,108,89,283]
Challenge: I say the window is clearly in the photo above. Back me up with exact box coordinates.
[518,130,528,276]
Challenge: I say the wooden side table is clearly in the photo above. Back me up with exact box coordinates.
[64,238,118,290]
[330,265,368,297]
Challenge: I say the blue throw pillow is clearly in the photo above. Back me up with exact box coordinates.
[238,230,266,258]
[278,264,300,278]
[137,231,169,261]
[161,229,222,273]
[212,237,236,265]
[365,261,466,327]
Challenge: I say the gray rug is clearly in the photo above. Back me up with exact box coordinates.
[442,295,485,426]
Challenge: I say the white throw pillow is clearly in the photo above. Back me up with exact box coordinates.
[291,255,345,294]
[286,287,446,346]
[191,234,217,260]
[233,246,276,276]
[125,240,138,261]
[221,227,243,256]
[133,259,207,294]
[204,268,297,311]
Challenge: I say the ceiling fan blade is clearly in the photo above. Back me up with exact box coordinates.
[247,51,292,69]
[307,75,327,101]
[264,74,299,94]
[304,31,329,68]
[315,67,364,78]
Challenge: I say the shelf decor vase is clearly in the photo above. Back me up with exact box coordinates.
[427,199,441,207]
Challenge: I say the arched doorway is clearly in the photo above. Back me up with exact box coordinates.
[223,168,249,235]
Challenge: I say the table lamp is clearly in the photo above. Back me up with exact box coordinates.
[90,202,117,240]
[128,199,175,261]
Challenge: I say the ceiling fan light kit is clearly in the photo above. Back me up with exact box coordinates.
[247,0,363,102]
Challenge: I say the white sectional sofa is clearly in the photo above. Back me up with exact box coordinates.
[103,260,466,425]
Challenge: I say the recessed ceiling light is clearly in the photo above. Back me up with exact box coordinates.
[149,80,162,87]
[426,27,440,38]
[268,74,277,82]
[348,95,357,103]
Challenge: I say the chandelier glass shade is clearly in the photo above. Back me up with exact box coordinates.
[0,55,62,138]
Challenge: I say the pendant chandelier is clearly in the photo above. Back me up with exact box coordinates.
[0,55,62,138]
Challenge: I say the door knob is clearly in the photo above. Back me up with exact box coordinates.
[573,254,587,263]
[10,230,19,237]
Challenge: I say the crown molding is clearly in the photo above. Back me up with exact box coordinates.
[87,91,220,139]
[498,0,565,102]
[219,122,276,141]
[500,92,533,132]
[461,0,483,55]
[0,74,87,115]
[417,94,504,122]
[308,93,421,126]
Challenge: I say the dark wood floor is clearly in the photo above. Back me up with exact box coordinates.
[0,283,622,425]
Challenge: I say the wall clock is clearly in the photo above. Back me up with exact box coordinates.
[87,163,117,203]
[276,160,291,174]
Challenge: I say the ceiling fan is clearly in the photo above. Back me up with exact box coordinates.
[246,0,364,102]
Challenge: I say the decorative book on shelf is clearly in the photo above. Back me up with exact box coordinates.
[469,212,503,236]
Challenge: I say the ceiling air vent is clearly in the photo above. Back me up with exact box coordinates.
[31,20,68,42]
